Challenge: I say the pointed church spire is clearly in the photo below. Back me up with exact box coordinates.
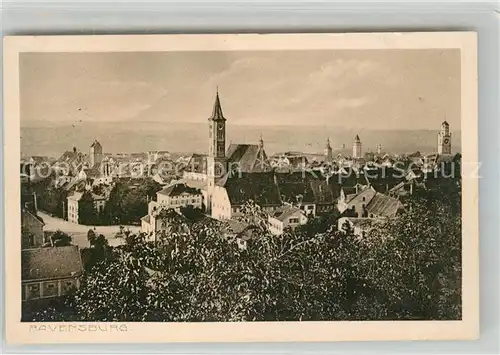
[208,89,226,121]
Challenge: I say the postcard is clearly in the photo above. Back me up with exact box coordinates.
[3,32,478,344]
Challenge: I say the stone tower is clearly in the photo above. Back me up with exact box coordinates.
[324,138,333,162]
[207,90,227,213]
[208,90,227,165]
[352,134,362,159]
[89,140,102,167]
[437,121,452,155]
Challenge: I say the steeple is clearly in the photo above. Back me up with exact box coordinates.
[354,134,361,143]
[208,88,226,121]
[259,133,264,149]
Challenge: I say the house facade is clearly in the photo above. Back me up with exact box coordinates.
[337,216,385,238]
[21,208,45,249]
[268,206,308,235]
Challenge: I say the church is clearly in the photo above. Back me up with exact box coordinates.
[182,91,272,214]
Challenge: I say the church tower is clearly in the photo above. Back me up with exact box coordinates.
[437,121,452,154]
[89,140,102,167]
[207,90,227,214]
[352,134,362,159]
[208,90,226,161]
[324,138,333,162]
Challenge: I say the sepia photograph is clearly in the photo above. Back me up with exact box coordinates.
[4,33,478,343]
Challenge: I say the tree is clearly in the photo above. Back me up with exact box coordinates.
[68,185,461,322]
[78,191,98,225]
[74,250,150,321]
[359,197,461,320]
[87,229,96,246]
[50,230,72,247]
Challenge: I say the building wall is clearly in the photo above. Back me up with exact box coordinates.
[21,210,44,248]
[67,199,79,224]
[211,186,232,220]
[298,203,316,217]
[353,142,362,159]
[182,171,207,182]
[22,277,81,302]
[141,219,152,235]
[268,210,307,235]
[94,199,106,214]
[156,192,203,211]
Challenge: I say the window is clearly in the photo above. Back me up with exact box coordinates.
[289,218,299,224]
[307,205,314,210]
[27,283,40,300]
[362,197,366,202]
[43,282,58,297]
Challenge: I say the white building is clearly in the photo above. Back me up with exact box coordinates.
[337,216,385,238]
[268,205,308,236]
[154,183,203,211]
[352,134,362,159]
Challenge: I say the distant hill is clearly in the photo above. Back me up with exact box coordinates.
[21,121,461,158]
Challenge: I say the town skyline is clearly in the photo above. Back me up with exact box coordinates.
[20,49,460,130]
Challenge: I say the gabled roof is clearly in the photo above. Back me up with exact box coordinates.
[82,165,103,179]
[226,144,271,173]
[346,186,377,205]
[22,208,45,226]
[22,246,83,282]
[90,140,102,148]
[364,167,406,193]
[275,172,315,204]
[223,172,281,206]
[310,180,337,203]
[271,205,302,222]
[157,183,202,197]
[67,191,84,201]
[184,154,207,174]
[365,193,403,218]
[208,92,226,121]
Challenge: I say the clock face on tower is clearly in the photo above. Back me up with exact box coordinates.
[444,138,450,145]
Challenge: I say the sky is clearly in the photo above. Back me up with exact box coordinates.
[20,49,461,130]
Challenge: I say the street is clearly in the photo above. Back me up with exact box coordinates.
[38,211,141,248]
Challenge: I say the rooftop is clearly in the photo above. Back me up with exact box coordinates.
[22,246,83,282]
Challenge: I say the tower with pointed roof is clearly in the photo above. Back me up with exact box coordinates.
[352,134,362,159]
[324,138,333,162]
[437,120,452,154]
[89,139,102,167]
[208,89,226,160]
[207,90,227,213]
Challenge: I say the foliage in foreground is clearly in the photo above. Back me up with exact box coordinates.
[28,189,461,322]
